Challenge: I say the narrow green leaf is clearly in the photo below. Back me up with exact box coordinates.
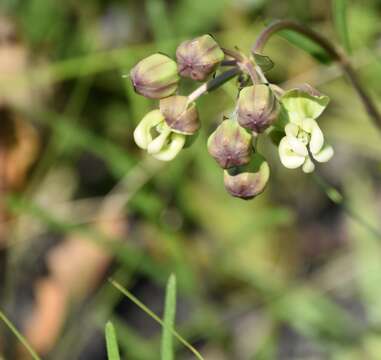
[279,30,332,64]
[105,321,121,360]
[161,274,177,360]
[0,310,41,360]
[332,0,351,53]
[109,279,205,360]
[145,0,172,44]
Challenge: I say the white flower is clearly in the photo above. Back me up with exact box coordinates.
[278,86,334,173]
[278,119,334,173]
[133,110,186,161]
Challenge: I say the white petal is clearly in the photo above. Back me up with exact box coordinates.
[300,118,315,133]
[285,123,299,137]
[287,136,308,156]
[152,133,186,161]
[279,137,305,169]
[309,123,324,154]
[313,145,334,163]
[133,110,164,149]
[302,157,315,173]
[147,127,171,154]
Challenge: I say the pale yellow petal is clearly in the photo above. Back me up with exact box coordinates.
[279,137,305,169]
[133,110,164,149]
[152,133,186,161]
[314,145,334,163]
[302,157,315,173]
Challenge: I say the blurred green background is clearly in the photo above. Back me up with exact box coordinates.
[0,0,381,359]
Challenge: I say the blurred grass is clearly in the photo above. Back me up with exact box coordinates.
[0,310,41,360]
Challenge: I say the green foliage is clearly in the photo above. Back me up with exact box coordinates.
[109,279,205,360]
[105,322,121,360]
[332,0,351,53]
[279,29,332,64]
[1,1,381,359]
[161,274,177,360]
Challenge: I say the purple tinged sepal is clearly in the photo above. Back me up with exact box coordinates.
[237,84,279,133]
[223,153,270,200]
[176,34,224,81]
[207,117,252,169]
[130,53,179,99]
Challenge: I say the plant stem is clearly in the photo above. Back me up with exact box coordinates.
[187,67,240,103]
[312,173,381,239]
[0,310,41,360]
[222,48,260,83]
[253,20,381,131]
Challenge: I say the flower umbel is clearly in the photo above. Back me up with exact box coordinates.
[278,86,334,173]
[129,33,337,199]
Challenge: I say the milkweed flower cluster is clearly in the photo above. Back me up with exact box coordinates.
[129,34,334,199]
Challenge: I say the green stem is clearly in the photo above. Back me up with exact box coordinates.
[0,310,41,360]
[109,279,205,360]
[222,48,260,83]
[253,20,381,131]
[312,173,381,239]
[187,67,240,103]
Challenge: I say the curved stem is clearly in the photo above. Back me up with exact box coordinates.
[222,48,260,84]
[253,20,381,131]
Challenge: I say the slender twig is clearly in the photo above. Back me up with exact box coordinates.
[252,20,381,131]
[0,310,41,360]
[187,67,240,104]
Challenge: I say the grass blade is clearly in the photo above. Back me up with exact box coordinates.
[0,310,41,360]
[161,274,176,360]
[105,321,121,360]
[332,0,351,53]
[145,0,172,44]
[279,29,332,64]
[109,278,204,360]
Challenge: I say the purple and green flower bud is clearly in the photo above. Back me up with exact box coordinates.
[207,117,252,169]
[130,53,179,99]
[176,34,224,81]
[159,95,200,135]
[224,154,270,200]
[237,84,279,133]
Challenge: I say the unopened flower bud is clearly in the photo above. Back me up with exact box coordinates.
[224,154,270,200]
[176,34,224,81]
[159,95,200,135]
[207,117,252,169]
[237,84,279,133]
[130,53,179,99]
